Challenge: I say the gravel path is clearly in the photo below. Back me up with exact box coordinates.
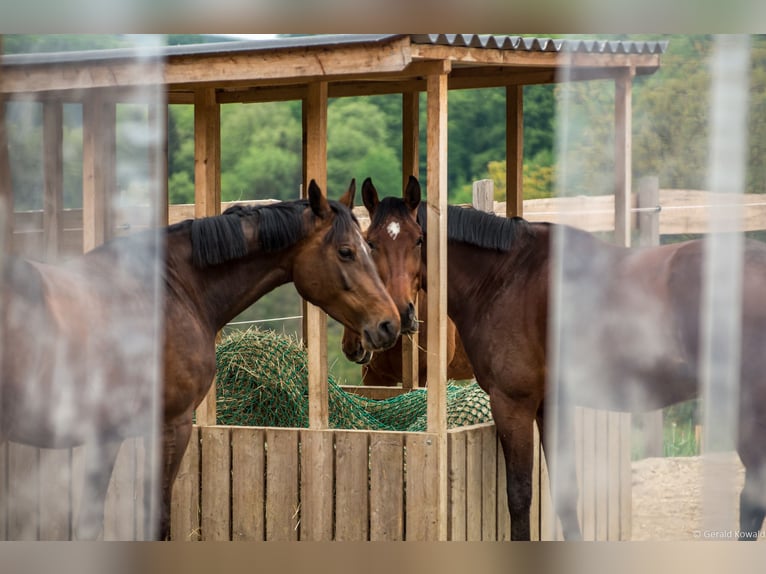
[630,455,757,541]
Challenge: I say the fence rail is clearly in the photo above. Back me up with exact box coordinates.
[12,189,766,261]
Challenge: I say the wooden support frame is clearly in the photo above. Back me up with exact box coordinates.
[192,87,221,427]
[299,81,332,540]
[425,63,450,540]
[302,81,330,432]
[614,67,634,247]
[43,101,63,260]
[82,91,116,252]
[148,103,169,226]
[401,90,420,390]
[506,85,524,218]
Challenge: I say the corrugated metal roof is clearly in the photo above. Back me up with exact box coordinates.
[1,34,404,66]
[3,34,667,66]
[410,34,668,55]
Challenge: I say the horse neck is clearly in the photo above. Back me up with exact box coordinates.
[442,229,550,329]
[444,242,505,315]
[166,238,293,333]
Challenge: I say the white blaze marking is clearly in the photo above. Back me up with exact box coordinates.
[386,220,401,241]
[356,228,371,257]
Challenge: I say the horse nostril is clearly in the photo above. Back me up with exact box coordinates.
[379,320,396,340]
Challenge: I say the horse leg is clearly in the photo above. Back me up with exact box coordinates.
[492,392,537,541]
[738,465,766,540]
[75,439,123,540]
[158,413,193,541]
[536,404,582,540]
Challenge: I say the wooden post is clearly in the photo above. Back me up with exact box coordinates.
[614,67,634,248]
[82,92,116,252]
[300,81,333,542]
[425,64,450,541]
[401,90,419,390]
[636,176,663,458]
[303,81,329,431]
[193,88,221,427]
[148,103,169,226]
[472,179,494,213]
[614,67,635,539]
[43,101,63,261]
[506,85,523,218]
[0,36,10,256]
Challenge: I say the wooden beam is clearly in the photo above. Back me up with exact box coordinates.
[506,85,523,218]
[43,101,63,261]
[613,67,634,247]
[425,65,450,540]
[401,90,420,391]
[193,88,221,427]
[303,81,329,431]
[411,44,662,71]
[1,39,412,95]
[204,66,629,106]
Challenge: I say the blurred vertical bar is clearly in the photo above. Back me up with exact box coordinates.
[700,34,751,537]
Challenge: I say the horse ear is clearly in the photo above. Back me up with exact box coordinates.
[308,180,331,219]
[403,175,421,213]
[361,177,379,215]
[338,178,356,209]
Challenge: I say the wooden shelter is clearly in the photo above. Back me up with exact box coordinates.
[0,34,665,540]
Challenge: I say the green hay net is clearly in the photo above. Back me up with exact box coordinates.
[215,328,493,432]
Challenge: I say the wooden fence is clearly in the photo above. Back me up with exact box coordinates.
[167,416,628,541]
[0,410,629,540]
[10,189,766,261]
[0,438,147,540]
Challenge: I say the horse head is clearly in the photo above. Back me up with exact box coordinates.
[341,175,424,364]
[292,179,401,352]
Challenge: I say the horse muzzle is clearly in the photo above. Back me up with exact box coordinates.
[400,301,418,335]
[343,338,373,364]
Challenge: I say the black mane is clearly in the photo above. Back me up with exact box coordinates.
[175,198,358,268]
[416,203,533,251]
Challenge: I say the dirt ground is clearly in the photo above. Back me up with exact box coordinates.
[630,455,758,541]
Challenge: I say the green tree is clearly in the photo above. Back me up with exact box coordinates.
[168,105,195,204]
[327,98,401,196]
[220,101,302,201]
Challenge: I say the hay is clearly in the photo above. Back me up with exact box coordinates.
[215,328,493,431]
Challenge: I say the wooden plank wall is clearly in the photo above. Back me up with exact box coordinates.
[165,421,629,542]
[0,438,148,540]
[169,426,443,541]
[446,417,628,542]
[1,419,630,540]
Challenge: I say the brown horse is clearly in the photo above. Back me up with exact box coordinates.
[0,180,400,540]
[343,175,766,541]
[342,178,473,386]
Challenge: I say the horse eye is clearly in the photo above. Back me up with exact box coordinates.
[338,246,354,260]
[416,236,424,246]
[367,241,377,250]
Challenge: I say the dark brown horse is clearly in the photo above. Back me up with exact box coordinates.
[342,178,473,386]
[0,180,400,540]
[343,175,766,541]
